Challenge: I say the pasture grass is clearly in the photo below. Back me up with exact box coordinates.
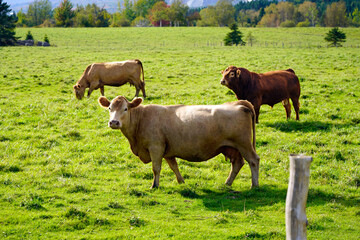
[0,27,359,239]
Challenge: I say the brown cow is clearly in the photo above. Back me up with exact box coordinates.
[98,96,260,189]
[73,59,146,100]
[220,66,300,123]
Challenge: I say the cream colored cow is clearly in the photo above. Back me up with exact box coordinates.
[99,96,260,189]
[73,60,146,99]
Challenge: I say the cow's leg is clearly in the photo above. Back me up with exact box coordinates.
[149,146,164,189]
[225,153,245,186]
[87,83,98,98]
[131,78,141,98]
[291,97,300,121]
[254,105,260,123]
[100,86,105,96]
[87,87,94,98]
[165,157,185,184]
[134,87,140,98]
[282,99,291,119]
[238,147,260,188]
[246,152,260,188]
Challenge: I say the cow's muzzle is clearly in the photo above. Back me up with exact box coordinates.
[220,79,227,85]
[109,120,121,129]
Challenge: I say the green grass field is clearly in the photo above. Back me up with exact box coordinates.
[1,27,359,239]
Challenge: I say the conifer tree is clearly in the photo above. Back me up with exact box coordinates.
[0,0,18,46]
[44,34,49,44]
[325,27,346,47]
[54,0,75,27]
[25,30,33,40]
[224,23,245,46]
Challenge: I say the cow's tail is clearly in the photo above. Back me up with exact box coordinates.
[135,59,145,87]
[237,100,257,150]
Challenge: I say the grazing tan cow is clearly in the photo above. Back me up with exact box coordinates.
[98,96,260,189]
[73,59,146,100]
[220,66,300,123]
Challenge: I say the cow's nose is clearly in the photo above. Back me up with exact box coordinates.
[109,120,120,128]
[220,79,226,85]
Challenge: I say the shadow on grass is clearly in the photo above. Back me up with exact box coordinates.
[307,187,360,207]
[265,120,353,133]
[144,96,162,101]
[194,185,286,212]
[178,184,358,212]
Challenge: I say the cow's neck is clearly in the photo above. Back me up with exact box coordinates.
[232,79,246,100]
[233,82,243,100]
[120,106,143,155]
[235,73,256,100]
[77,76,89,88]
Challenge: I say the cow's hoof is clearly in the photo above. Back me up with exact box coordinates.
[225,181,232,186]
[150,184,159,189]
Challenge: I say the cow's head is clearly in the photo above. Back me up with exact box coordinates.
[73,84,85,100]
[98,96,143,129]
[220,66,241,87]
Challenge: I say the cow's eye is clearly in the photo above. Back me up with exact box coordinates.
[124,108,128,112]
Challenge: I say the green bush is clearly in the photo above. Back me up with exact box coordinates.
[280,20,296,28]
[297,21,310,27]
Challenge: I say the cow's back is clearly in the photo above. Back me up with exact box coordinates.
[88,61,141,85]
[258,70,300,106]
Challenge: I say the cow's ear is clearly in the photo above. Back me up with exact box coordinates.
[236,69,241,78]
[130,97,143,109]
[221,70,224,74]
[98,96,110,108]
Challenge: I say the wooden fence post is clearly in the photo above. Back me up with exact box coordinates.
[286,154,312,240]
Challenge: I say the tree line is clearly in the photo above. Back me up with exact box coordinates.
[9,0,360,27]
